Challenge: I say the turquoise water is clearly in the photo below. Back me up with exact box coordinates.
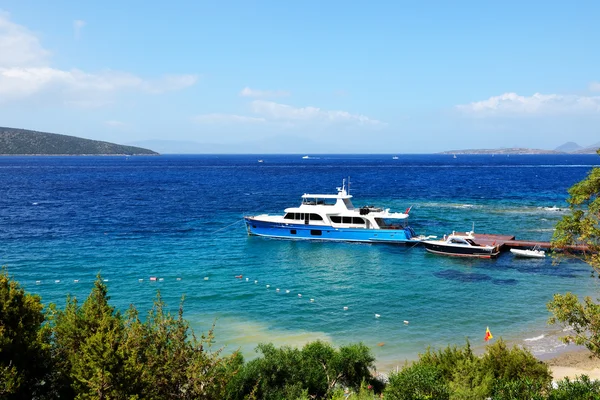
[1,154,599,371]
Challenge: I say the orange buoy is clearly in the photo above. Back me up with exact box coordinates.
[235,275,243,279]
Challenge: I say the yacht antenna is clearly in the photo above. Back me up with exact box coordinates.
[348,176,350,195]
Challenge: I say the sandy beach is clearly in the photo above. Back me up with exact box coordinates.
[545,348,600,381]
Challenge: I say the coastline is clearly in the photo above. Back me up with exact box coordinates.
[544,347,600,380]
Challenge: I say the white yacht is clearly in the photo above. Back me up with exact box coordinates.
[244,180,420,243]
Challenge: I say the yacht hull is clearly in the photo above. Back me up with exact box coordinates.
[423,243,499,258]
[244,217,416,244]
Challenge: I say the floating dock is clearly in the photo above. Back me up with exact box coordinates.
[453,232,588,252]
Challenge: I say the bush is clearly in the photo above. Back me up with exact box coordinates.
[548,375,600,400]
[227,340,376,400]
[385,363,449,400]
[0,268,51,399]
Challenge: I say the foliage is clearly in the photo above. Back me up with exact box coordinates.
[491,377,548,400]
[227,340,376,400]
[384,363,449,400]
[552,148,600,271]
[547,292,600,357]
[47,273,241,399]
[548,375,600,400]
[549,150,600,359]
[0,268,51,399]
[385,340,551,400]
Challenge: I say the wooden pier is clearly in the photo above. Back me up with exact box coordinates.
[454,232,588,252]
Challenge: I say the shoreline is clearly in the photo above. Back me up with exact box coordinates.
[544,347,600,380]
[375,343,600,381]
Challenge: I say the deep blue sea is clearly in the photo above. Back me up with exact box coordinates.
[1,154,599,370]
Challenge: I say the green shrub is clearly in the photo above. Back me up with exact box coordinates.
[548,375,600,400]
[227,340,376,400]
[385,363,449,400]
[491,377,548,400]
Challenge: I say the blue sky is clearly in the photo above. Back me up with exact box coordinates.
[0,1,599,153]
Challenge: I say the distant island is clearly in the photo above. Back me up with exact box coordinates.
[440,141,600,155]
[0,127,158,156]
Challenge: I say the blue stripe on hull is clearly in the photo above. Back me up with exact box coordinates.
[244,218,415,244]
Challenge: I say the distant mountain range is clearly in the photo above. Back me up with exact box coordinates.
[0,127,157,155]
[440,142,600,155]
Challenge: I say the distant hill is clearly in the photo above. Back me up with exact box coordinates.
[554,141,582,152]
[572,142,600,154]
[439,148,562,155]
[0,127,158,155]
[440,143,600,155]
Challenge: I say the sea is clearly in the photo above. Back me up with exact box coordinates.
[1,154,599,371]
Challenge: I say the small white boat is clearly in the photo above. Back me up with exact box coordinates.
[392,156,399,160]
[510,247,546,258]
[302,155,310,159]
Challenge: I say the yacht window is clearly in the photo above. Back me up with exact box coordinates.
[310,230,322,236]
[309,214,323,221]
[290,229,297,234]
[330,216,342,223]
[352,217,365,224]
[284,213,294,220]
[375,218,406,229]
[343,216,352,224]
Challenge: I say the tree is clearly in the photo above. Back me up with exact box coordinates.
[549,149,600,358]
[49,274,128,399]
[552,149,600,270]
[227,340,376,400]
[0,268,51,399]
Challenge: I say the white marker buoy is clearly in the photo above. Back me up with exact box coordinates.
[276,288,280,292]
[139,279,144,282]
[254,280,258,284]
[55,280,60,283]
[158,278,164,282]
[310,298,315,302]
[298,294,302,298]
[375,314,381,318]
[285,290,290,294]
[343,306,349,311]
[404,320,409,325]
[204,277,209,280]
[266,284,270,288]
[36,280,41,284]
[176,277,182,281]
[74,279,79,283]
[150,277,157,281]
[246,278,249,282]
[103,279,109,282]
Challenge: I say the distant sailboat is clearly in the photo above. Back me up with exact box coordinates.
[453,154,457,159]
[392,156,399,160]
[258,159,264,163]
[302,155,310,159]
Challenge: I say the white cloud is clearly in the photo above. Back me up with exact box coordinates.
[250,100,385,126]
[0,12,197,105]
[456,92,600,116]
[0,11,49,67]
[240,87,290,98]
[590,81,600,92]
[0,67,197,101]
[73,20,85,39]
[192,113,266,124]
